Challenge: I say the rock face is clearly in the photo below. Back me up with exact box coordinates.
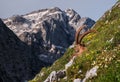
[44,70,66,82]
[3,7,95,64]
[0,19,44,82]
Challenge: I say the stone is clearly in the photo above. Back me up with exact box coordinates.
[74,78,81,82]
[65,56,76,70]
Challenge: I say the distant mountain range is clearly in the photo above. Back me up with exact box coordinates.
[3,7,95,64]
[0,7,95,82]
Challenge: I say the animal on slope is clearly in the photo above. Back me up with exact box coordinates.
[73,25,96,56]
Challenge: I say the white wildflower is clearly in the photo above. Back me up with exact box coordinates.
[91,61,96,66]
[117,60,120,62]
[104,64,108,68]
[78,70,82,74]
[105,58,108,62]
[109,57,112,61]
[40,72,44,77]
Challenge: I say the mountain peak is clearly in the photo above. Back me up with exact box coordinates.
[49,7,62,12]
[65,8,79,16]
[3,7,95,64]
[65,8,81,23]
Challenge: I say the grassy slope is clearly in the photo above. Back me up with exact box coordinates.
[29,1,120,82]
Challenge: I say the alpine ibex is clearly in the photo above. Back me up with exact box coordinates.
[74,25,96,56]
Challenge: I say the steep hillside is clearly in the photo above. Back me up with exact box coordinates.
[3,7,95,64]
[29,1,120,82]
[0,19,45,82]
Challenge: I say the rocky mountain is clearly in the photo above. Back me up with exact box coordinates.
[3,7,95,64]
[29,1,120,82]
[0,19,47,82]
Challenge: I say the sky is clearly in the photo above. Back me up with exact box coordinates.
[0,0,117,21]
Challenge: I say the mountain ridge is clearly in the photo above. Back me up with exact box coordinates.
[3,7,95,64]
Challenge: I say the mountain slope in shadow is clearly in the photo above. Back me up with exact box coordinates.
[0,19,46,82]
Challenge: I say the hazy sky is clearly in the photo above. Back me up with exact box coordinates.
[0,0,116,21]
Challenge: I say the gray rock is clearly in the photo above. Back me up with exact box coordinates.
[44,71,57,82]
[65,56,76,70]
[44,70,66,82]
[56,70,66,79]
[74,78,81,82]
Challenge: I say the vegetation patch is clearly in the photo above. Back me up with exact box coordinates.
[30,1,120,82]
